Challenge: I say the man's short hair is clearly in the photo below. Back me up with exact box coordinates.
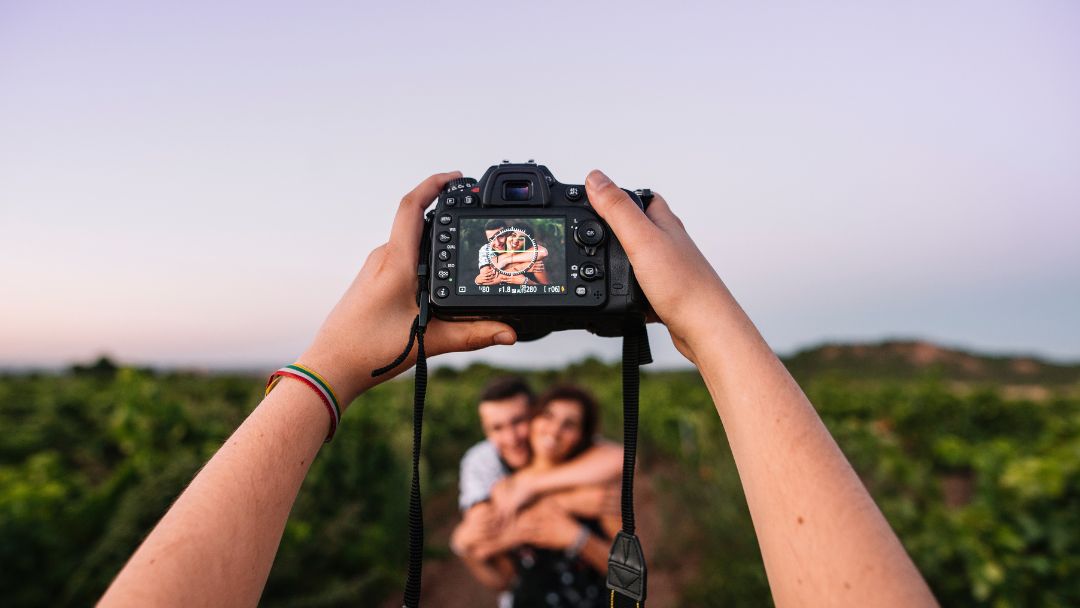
[478,376,535,406]
[484,219,509,232]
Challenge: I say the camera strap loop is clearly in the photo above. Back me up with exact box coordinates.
[607,322,651,606]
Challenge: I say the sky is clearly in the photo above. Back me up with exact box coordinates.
[1,1,1078,370]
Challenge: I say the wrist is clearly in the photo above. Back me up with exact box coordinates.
[564,524,590,558]
[297,346,369,412]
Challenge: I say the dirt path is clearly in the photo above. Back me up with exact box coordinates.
[382,465,695,607]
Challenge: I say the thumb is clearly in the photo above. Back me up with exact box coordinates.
[585,169,661,257]
[423,318,517,356]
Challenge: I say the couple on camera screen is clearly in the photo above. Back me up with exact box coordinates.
[473,220,553,287]
[451,377,624,608]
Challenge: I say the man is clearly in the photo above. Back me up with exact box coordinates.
[452,377,623,601]
[475,220,509,285]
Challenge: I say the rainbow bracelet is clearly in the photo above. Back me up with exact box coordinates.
[265,363,341,442]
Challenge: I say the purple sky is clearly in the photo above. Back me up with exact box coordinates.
[2,1,1078,369]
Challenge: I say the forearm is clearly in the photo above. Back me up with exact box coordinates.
[100,381,330,607]
[690,286,936,607]
[530,443,622,495]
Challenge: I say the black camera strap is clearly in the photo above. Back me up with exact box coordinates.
[608,321,651,607]
[373,218,652,608]
[371,224,433,608]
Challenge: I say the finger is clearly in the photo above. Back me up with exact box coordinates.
[643,191,685,232]
[388,171,462,257]
[423,318,517,356]
[585,170,661,257]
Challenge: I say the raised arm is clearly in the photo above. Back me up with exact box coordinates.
[489,441,622,516]
[584,170,938,608]
[99,172,518,607]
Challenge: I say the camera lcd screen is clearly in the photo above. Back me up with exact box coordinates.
[456,217,567,295]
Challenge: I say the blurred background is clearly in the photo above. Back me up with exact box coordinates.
[1,1,1078,605]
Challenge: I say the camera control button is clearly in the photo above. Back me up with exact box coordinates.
[579,262,601,281]
[462,193,477,206]
[436,268,450,280]
[438,214,453,225]
[566,186,583,201]
[575,220,605,247]
[435,286,450,299]
[575,286,588,297]
[445,197,457,207]
[437,231,452,243]
[437,250,451,262]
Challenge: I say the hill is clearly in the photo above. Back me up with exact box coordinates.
[781,339,1080,387]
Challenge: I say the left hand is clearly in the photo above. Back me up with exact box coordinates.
[300,172,517,408]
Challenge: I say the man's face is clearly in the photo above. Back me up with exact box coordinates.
[484,228,507,252]
[478,395,532,470]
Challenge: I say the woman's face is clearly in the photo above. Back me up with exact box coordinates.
[529,399,585,464]
[506,231,526,252]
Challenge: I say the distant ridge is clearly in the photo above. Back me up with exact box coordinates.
[782,339,1080,386]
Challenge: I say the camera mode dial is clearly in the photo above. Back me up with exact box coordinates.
[445,177,477,192]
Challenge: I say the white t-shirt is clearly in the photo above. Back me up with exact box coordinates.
[458,440,514,607]
[478,243,494,269]
[458,440,510,511]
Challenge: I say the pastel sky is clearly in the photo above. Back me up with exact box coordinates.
[2,1,1078,369]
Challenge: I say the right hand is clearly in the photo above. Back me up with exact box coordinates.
[475,265,498,285]
[585,170,731,364]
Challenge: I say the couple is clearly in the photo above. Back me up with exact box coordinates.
[474,220,551,286]
[451,377,624,608]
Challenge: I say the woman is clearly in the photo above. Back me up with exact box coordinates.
[468,386,620,608]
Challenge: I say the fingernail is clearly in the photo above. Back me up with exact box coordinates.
[586,170,611,190]
[494,331,516,345]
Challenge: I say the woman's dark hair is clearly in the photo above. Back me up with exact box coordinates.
[535,384,600,459]
[478,376,535,406]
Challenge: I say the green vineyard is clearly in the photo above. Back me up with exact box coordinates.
[2,344,1079,606]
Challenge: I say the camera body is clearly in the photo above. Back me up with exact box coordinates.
[422,161,651,341]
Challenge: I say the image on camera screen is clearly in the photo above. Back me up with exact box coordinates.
[456,217,567,295]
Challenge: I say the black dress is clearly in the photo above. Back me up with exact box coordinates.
[510,519,608,608]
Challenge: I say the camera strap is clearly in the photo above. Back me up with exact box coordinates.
[374,217,652,608]
[608,321,651,607]
[371,223,433,608]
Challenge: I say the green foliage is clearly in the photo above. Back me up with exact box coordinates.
[1,361,1078,606]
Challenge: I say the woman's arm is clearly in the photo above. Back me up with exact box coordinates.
[99,172,518,607]
[584,170,937,608]
[489,441,622,517]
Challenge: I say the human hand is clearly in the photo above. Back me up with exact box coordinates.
[452,502,505,556]
[490,474,539,518]
[553,483,620,520]
[475,266,498,285]
[509,500,582,551]
[585,170,729,364]
[300,172,517,409]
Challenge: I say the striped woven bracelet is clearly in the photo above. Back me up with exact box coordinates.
[265,363,341,442]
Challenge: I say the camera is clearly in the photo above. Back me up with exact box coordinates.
[421,161,652,341]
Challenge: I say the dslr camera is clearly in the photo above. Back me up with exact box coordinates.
[422,161,652,341]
